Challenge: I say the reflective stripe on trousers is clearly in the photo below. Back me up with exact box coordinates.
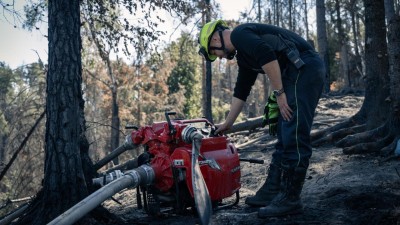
[271,51,325,169]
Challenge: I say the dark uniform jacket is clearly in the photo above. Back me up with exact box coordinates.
[230,23,314,101]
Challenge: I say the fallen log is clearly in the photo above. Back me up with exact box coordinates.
[225,116,263,134]
[224,116,344,135]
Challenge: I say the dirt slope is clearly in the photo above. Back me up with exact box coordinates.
[104,94,400,225]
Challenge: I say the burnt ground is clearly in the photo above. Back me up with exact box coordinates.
[104,94,400,225]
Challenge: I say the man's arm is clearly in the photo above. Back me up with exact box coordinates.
[215,97,245,134]
[262,60,293,121]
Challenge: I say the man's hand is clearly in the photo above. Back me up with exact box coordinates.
[214,97,245,135]
[276,93,292,121]
[262,94,280,135]
[215,122,231,135]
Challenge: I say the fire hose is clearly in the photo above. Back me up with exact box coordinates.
[182,125,212,225]
[47,165,154,225]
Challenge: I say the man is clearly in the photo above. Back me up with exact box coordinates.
[198,20,325,218]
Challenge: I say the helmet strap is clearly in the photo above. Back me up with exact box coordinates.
[209,29,236,60]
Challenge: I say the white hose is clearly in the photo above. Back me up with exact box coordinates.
[47,165,154,225]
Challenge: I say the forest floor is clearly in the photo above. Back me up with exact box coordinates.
[104,93,400,225]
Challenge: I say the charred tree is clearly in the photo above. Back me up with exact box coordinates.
[335,0,351,89]
[15,0,88,223]
[13,0,117,224]
[379,14,400,156]
[312,0,400,157]
[316,0,331,93]
[204,0,213,123]
[15,0,85,223]
[349,0,363,87]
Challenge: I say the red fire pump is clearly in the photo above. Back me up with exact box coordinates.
[89,112,263,225]
[129,112,241,214]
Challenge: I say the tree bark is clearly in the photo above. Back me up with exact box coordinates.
[387,15,400,105]
[350,0,363,87]
[312,0,395,156]
[335,0,350,88]
[384,0,395,25]
[45,0,87,212]
[15,0,92,223]
[111,89,120,165]
[289,0,293,30]
[362,0,390,129]
[387,14,400,138]
[316,0,331,93]
[204,0,213,123]
[304,0,310,39]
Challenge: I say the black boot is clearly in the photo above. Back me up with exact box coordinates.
[258,166,307,217]
[245,163,282,206]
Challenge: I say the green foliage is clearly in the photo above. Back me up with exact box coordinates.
[23,1,47,31]
[166,33,202,118]
[167,61,196,95]
[0,62,13,96]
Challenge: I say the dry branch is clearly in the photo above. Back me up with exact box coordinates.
[0,111,45,182]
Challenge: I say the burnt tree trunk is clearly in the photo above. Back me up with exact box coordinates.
[204,0,213,123]
[350,0,363,87]
[335,0,350,89]
[312,0,398,156]
[304,0,310,39]
[14,0,98,224]
[384,0,395,25]
[111,88,120,165]
[381,14,400,155]
[360,0,390,129]
[387,15,400,116]
[316,0,331,93]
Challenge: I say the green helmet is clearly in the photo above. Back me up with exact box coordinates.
[198,20,229,62]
